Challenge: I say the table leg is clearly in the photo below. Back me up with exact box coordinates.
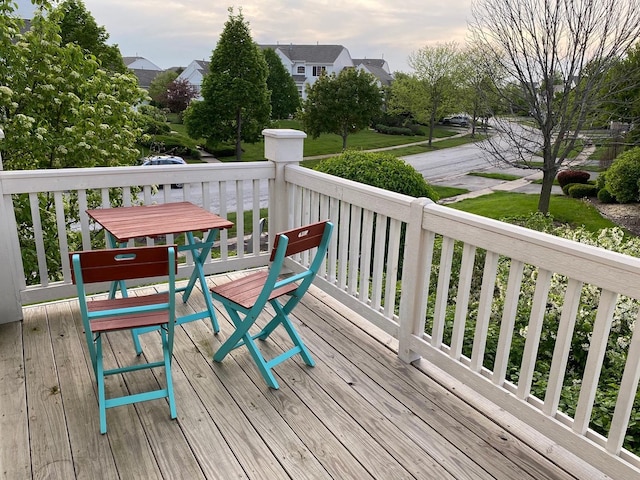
[176,230,220,333]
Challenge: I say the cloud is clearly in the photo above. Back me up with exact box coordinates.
[15,0,473,72]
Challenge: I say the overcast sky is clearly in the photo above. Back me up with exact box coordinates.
[15,1,473,73]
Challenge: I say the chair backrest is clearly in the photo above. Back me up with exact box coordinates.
[70,246,178,285]
[270,221,331,262]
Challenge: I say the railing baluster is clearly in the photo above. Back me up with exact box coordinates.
[450,242,477,360]
[608,308,640,454]
[543,278,583,415]
[370,214,387,312]
[358,209,374,304]
[29,192,48,286]
[432,236,455,348]
[383,218,401,319]
[347,205,362,296]
[471,251,500,372]
[492,259,525,386]
[574,289,618,435]
[54,191,71,282]
[517,268,553,398]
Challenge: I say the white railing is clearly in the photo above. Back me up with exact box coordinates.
[1,129,639,478]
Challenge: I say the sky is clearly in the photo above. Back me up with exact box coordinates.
[15,0,474,74]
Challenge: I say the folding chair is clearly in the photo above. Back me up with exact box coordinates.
[70,245,178,434]
[210,220,334,389]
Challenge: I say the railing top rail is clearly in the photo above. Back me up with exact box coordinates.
[423,202,640,298]
[0,162,274,194]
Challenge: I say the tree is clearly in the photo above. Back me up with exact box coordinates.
[164,78,198,114]
[299,68,382,150]
[0,2,145,283]
[184,8,270,161]
[601,43,640,145]
[459,44,504,136]
[470,0,640,214]
[148,70,179,107]
[55,0,126,73]
[391,43,463,146]
[263,48,300,119]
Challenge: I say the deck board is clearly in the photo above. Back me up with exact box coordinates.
[0,272,594,480]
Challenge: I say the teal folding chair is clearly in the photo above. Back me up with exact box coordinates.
[210,220,334,389]
[71,245,178,434]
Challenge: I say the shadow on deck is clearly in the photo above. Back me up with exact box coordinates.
[1,271,601,479]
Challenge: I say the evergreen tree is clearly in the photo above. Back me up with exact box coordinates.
[300,68,382,150]
[263,48,300,119]
[184,8,270,161]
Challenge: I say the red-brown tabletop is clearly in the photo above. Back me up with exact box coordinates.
[87,201,233,242]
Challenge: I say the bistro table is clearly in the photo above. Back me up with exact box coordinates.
[86,201,233,336]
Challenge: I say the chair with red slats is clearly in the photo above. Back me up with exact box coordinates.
[210,221,333,389]
[70,245,178,434]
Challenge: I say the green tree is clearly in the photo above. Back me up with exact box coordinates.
[263,48,300,119]
[470,0,640,214]
[299,68,382,150]
[184,8,270,161]
[55,0,126,73]
[391,42,463,146]
[0,2,145,284]
[148,70,179,107]
[601,43,640,145]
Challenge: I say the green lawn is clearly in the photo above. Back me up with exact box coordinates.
[468,172,522,181]
[216,120,463,161]
[447,191,618,233]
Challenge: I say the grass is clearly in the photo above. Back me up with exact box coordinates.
[433,185,469,199]
[215,120,464,162]
[447,191,618,233]
[468,172,522,181]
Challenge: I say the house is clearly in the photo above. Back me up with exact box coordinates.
[123,56,163,89]
[178,45,394,102]
[353,58,394,87]
[175,60,211,100]
[262,44,354,99]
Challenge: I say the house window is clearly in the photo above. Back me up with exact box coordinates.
[312,66,326,76]
[297,66,305,74]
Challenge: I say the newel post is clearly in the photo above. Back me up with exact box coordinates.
[398,197,433,363]
[263,128,307,235]
[0,128,24,323]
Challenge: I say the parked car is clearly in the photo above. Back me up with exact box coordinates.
[442,115,471,127]
[141,155,186,188]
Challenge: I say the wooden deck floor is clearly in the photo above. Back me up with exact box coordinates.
[1,271,602,480]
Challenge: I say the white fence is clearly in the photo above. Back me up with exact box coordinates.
[1,129,639,478]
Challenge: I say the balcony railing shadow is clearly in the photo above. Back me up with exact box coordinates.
[0,129,638,478]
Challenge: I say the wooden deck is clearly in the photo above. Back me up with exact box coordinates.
[1,271,603,480]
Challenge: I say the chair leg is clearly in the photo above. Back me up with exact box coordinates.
[161,329,177,419]
[131,329,143,356]
[96,336,108,434]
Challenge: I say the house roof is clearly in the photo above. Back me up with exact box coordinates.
[358,63,394,86]
[130,68,162,89]
[262,44,347,64]
[194,60,210,74]
[353,58,386,69]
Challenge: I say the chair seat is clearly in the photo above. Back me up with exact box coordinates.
[211,271,298,309]
[88,293,170,333]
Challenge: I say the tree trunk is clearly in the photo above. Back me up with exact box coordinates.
[342,133,348,151]
[235,109,242,161]
[537,168,556,214]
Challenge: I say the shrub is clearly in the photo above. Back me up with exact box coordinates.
[605,147,640,203]
[557,169,590,187]
[597,188,617,203]
[374,124,415,136]
[314,150,439,201]
[567,183,598,198]
[561,182,580,196]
